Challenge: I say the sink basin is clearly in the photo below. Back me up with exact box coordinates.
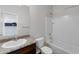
[1,39,27,48]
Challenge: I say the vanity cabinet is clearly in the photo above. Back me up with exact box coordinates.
[8,43,36,54]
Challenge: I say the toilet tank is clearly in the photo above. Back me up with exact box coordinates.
[36,37,45,48]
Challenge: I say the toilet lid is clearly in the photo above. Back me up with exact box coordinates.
[41,46,52,54]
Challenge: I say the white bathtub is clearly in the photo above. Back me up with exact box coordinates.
[47,41,70,54]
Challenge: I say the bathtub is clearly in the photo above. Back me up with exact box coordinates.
[47,41,70,54]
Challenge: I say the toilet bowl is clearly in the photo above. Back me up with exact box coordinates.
[41,46,53,54]
[36,37,53,54]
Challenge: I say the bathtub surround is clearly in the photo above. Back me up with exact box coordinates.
[52,5,79,53]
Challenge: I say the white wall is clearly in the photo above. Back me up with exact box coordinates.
[0,5,30,36]
[29,5,52,38]
[53,5,79,53]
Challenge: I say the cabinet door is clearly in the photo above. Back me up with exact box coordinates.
[8,43,36,54]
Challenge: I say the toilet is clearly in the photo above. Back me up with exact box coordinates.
[36,37,53,54]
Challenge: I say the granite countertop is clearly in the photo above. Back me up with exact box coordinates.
[0,36,36,54]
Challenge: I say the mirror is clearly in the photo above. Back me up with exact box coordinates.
[0,5,30,38]
[3,13,18,36]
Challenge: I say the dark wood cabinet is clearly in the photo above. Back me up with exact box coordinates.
[8,43,36,54]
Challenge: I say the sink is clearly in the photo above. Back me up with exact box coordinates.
[1,39,27,48]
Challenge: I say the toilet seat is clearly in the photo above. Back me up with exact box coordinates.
[41,46,52,54]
